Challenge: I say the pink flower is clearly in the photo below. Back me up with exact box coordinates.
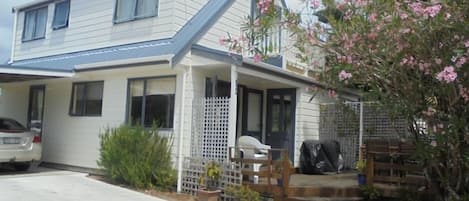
[435,58,442,65]
[253,54,262,62]
[444,12,451,20]
[367,32,377,40]
[338,70,353,81]
[310,0,320,9]
[436,66,458,83]
[328,90,338,98]
[399,12,409,20]
[425,4,442,18]
[257,0,273,14]
[456,57,467,68]
[369,12,377,22]
[459,85,469,102]
[465,40,469,48]
[254,19,260,26]
[219,37,226,45]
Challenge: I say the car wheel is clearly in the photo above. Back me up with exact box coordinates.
[13,162,31,171]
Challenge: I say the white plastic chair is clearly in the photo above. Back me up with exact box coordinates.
[237,136,271,184]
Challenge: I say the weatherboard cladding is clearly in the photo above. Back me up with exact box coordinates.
[8,0,234,72]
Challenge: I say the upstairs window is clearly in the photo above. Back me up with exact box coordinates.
[70,81,104,116]
[114,0,159,23]
[23,7,48,42]
[52,0,70,30]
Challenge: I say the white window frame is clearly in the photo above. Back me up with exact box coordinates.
[52,0,70,30]
[113,0,159,24]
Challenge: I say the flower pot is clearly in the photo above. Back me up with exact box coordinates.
[357,173,366,186]
[197,189,221,201]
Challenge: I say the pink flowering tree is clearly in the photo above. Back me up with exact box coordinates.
[224,0,469,200]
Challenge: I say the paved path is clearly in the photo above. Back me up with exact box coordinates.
[0,167,166,201]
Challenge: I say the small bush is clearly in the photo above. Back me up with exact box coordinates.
[225,186,261,201]
[98,124,176,189]
[360,185,382,201]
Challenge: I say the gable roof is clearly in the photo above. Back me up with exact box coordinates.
[8,0,234,72]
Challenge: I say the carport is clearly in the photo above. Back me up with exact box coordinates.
[0,65,74,83]
[0,64,74,131]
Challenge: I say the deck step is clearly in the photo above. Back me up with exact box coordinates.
[286,197,363,201]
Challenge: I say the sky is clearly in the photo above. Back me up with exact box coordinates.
[0,0,304,64]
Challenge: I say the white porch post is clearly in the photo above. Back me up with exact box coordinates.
[228,64,238,157]
[358,102,364,160]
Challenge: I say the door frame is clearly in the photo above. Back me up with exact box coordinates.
[266,88,296,161]
[241,88,264,140]
[27,85,46,131]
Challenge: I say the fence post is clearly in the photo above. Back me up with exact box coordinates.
[359,102,364,160]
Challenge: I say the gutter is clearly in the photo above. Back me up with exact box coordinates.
[13,0,53,12]
[242,58,362,99]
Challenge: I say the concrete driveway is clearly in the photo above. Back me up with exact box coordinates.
[0,167,166,201]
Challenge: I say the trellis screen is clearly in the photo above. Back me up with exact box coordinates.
[181,157,242,201]
[319,102,408,168]
[191,97,231,162]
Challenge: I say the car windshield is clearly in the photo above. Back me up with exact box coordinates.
[0,118,26,131]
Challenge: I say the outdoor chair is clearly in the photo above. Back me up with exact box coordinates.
[237,136,271,184]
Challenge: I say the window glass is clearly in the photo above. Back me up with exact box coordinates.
[85,82,104,116]
[70,82,104,116]
[0,119,26,131]
[129,80,144,125]
[136,0,158,18]
[23,11,36,40]
[115,0,158,23]
[128,77,175,128]
[23,7,48,41]
[52,1,70,29]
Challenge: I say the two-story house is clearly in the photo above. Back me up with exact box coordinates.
[0,0,357,190]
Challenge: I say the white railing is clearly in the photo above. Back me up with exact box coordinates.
[242,26,282,57]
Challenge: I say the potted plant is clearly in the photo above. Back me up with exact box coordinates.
[356,159,367,186]
[198,161,222,201]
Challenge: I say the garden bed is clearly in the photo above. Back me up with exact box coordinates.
[88,174,196,201]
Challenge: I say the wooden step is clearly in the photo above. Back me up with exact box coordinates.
[286,197,363,201]
[287,186,362,198]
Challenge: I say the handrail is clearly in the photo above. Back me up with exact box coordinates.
[229,147,292,199]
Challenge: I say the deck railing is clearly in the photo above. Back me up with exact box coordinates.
[229,147,293,200]
[361,140,426,189]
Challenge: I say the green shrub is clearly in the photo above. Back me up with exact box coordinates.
[225,186,261,201]
[98,124,176,189]
[360,185,382,201]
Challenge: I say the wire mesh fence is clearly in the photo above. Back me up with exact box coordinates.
[319,102,409,169]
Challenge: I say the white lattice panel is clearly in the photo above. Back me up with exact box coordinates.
[181,157,241,201]
[191,97,231,162]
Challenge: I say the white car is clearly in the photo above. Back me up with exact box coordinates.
[0,118,42,171]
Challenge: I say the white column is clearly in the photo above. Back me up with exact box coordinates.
[358,102,364,159]
[228,64,238,156]
[176,66,189,193]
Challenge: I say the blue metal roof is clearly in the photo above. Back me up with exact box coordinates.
[9,0,235,72]
[11,38,173,71]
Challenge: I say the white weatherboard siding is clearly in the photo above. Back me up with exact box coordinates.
[0,65,184,169]
[0,84,29,126]
[197,0,250,51]
[13,0,176,61]
[294,88,321,166]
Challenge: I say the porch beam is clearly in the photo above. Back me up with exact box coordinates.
[228,64,238,156]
